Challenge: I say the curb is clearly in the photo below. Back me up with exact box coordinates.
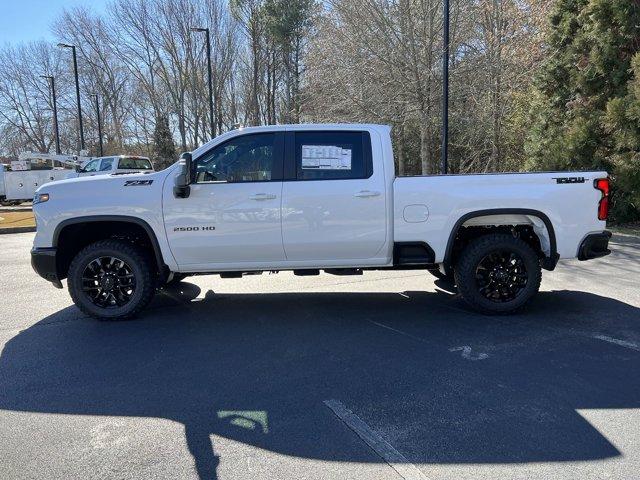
[0,207,33,213]
[611,233,640,246]
[0,226,36,235]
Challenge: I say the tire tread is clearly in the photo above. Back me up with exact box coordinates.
[454,233,542,315]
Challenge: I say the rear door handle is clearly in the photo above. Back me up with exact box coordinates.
[249,193,277,201]
[354,190,381,198]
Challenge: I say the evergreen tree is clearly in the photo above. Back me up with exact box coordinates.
[153,115,176,170]
[263,0,316,122]
[525,0,640,221]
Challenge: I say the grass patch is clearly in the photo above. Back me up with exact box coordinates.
[0,211,36,229]
[611,223,640,238]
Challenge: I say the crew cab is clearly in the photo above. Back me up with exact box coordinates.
[69,155,154,178]
[30,124,612,319]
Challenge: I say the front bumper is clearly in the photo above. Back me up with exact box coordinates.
[578,231,612,261]
[31,247,63,288]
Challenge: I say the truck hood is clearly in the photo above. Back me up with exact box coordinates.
[32,165,176,237]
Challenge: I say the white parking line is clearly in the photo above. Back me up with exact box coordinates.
[324,399,429,480]
[592,334,640,352]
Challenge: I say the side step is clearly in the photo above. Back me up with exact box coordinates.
[294,269,320,276]
[325,268,363,276]
[393,242,436,266]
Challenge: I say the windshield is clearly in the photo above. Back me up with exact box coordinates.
[118,157,153,170]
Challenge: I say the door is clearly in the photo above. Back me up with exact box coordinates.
[281,130,387,261]
[163,132,285,268]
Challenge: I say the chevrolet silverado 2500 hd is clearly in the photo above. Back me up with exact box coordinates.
[31,124,612,319]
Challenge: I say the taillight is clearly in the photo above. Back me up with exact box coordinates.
[594,178,610,221]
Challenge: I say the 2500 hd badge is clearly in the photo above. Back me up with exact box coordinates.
[173,226,216,232]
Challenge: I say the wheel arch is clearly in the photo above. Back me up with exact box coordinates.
[444,208,559,271]
[53,215,166,278]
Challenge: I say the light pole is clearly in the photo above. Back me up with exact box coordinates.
[40,75,61,155]
[190,27,215,139]
[91,94,104,156]
[441,0,450,175]
[58,43,85,152]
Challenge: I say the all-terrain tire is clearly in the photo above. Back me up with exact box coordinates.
[68,240,156,320]
[454,233,542,315]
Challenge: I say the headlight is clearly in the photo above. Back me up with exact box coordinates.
[33,193,50,204]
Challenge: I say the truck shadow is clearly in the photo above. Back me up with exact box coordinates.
[1,287,639,479]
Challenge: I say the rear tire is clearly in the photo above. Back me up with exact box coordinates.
[68,240,156,320]
[454,234,541,314]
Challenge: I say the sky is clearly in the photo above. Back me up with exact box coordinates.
[0,0,109,46]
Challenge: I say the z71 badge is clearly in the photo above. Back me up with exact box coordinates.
[554,177,586,184]
[124,180,154,186]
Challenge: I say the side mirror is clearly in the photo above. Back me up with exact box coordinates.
[75,165,82,173]
[174,152,193,198]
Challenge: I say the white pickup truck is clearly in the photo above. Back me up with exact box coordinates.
[68,155,154,178]
[31,124,612,319]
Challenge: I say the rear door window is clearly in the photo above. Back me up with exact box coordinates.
[293,131,372,180]
[118,157,153,170]
[99,158,114,171]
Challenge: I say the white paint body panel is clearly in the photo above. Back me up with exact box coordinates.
[393,173,607,261]
[32,123,608,275]
[280,125,392,264]
[32,170,179,271]
[162,180,285,267]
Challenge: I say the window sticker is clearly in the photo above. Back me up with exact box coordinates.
[301,145,352,170]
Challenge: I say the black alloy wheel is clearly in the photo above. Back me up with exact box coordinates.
[68,239,156,320]
[81,256,136,308]
[475,250,528,303]
[454,233,542,314]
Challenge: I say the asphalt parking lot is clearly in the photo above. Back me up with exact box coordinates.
[1,232,639,480]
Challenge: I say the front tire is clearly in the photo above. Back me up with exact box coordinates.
[68,240,156,320]
[454,234,542,314]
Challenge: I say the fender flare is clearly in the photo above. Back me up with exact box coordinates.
[443,208,559,271]
[53,215,166,274]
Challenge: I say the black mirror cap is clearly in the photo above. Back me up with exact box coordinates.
[173,152,193,198]
[180,151,193,182]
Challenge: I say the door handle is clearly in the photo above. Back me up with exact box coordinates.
[354,190,381,198]
[249,193,277,201]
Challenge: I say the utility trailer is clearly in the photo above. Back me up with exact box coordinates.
[0,153,88,206]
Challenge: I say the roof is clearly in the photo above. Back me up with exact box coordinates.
[191,123,391,158]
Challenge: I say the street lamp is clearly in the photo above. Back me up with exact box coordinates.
[40,75,61,155]
[58,43,85,152]
[190,27,215,139]
[441,0,450,175]
[90,94,104,157]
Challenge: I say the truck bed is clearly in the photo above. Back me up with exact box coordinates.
[393,171,608,262]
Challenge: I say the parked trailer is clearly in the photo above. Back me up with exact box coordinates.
[0,153,88,205]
